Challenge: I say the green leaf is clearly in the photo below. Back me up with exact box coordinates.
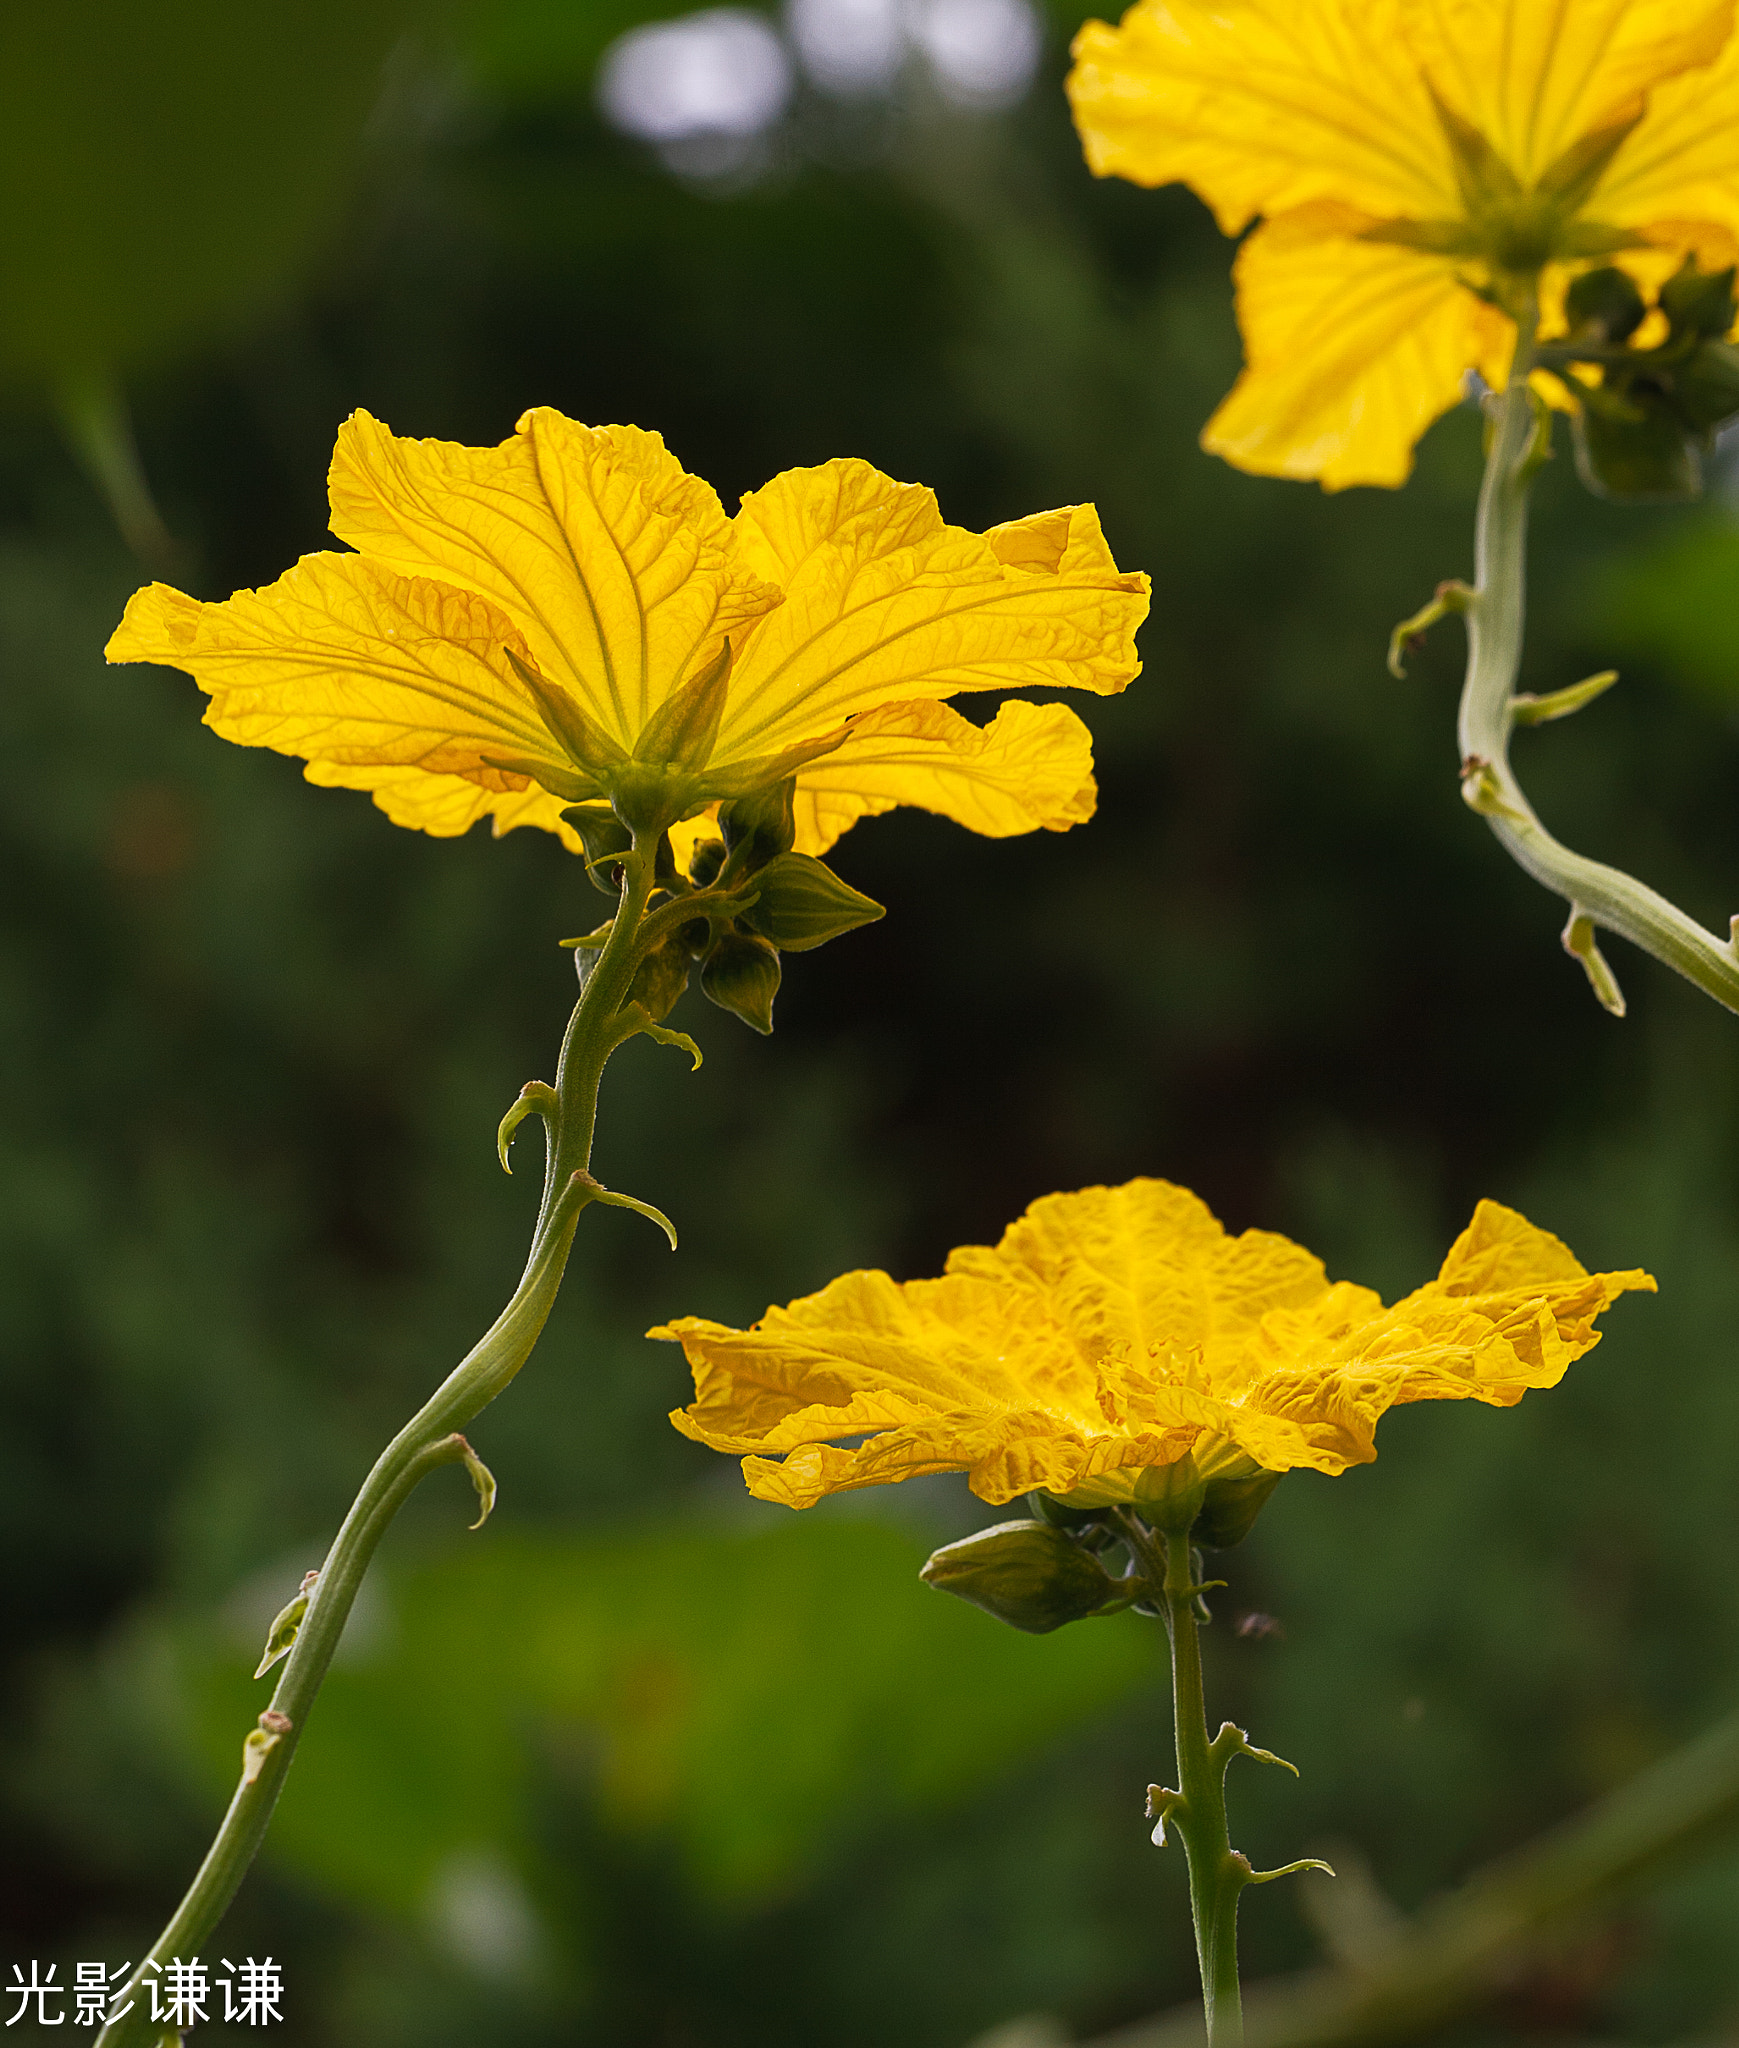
[173,1520,1160,1910]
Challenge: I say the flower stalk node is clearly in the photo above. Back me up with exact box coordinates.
[1561,906,1628,1016]
[1211,1722,1301,1779]
[629,1010,704,1070]
[1459,755,1525,821]
[1388,582,1472,680]
[252,1570,320,1681]
[443,1434,498,1531]
[573,1170,679,1251]
[497,1081,560,1175]
[1146,1783,1185,1847]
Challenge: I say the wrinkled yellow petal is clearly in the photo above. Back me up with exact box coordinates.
[1067,0,1456,232]
[108,554,573,786]
[1203,216,1513,488]
[303,760,581,848]
[1596,22,1739,247]
[659,1180,1653,1508]
[786,698,1098,857]
[1401,0,1733,186]
[328,408,783,750]
[720,468,1147,761]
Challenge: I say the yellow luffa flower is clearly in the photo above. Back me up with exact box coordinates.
[1067,0,1739,488]
[658,1178,1652,1509]
[105,409,1150,861]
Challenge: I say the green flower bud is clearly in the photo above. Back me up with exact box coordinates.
[688,836,727,889]
[1573,393,1701,501]
[1564,265,1645,344]
[1660,258,1737,341]
[1673,338,1739,434]
[562,803,632,896]
[700,930,781,1033]
[718,776,796,875]
[921,1519,1132,1634]
[740,852,886,953]
[625,938,691,1023]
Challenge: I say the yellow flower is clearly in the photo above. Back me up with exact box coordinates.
[657,1178,1652,1511]
[106,409,1150,862]
[1067,0,1739,488]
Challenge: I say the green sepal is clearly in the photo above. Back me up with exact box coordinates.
[921,1519,1135,1634]
[506,648,627,774]
[562,803,633,896]
[739,852,886,953]
[1533,114,1641,220]
[1028,1491,1119,1551]
[625,937,692,1024]
[633,641,731,771]
[718,776,796,875]
[1564,265,1645,345]
[1194,1466,1284,1549]
[1426,81,1520,215]
[484,754,601,803]
[700,929,781,1033]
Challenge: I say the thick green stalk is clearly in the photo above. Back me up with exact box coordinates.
[1120,1514,1249,2047]
[96,840,671,2048]
[1455,314,1739,1016]
[1163,1529,1245,2046]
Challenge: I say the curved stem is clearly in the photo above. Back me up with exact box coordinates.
[1123,1516,1247,2047]
[96,840,668,2047]
[1455,303,1739,1016]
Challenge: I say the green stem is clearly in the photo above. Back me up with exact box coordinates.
[1124,1516,1247,2048]
[96,838,670,2047]
[1456,299,1739,1017]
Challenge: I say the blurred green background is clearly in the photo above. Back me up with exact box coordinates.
[6,2,1739,2041]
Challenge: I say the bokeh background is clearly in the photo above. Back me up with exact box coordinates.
[6,2,1739,2041]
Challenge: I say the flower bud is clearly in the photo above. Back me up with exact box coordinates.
[1660,258,1737,341]
[1564,266,1645,345]
[740,853,885,953]
[563,802,632,896]
[920,1519,1131,1633]
[626,937,693,1023]
[718,776,796,875]
[700,930,781,1033]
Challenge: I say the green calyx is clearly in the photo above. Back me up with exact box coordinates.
[1541,258,1739,500]
[562,769,885,1038]
[1050,1443,1284,1549]
[920,1519,1137,1634]
[1361,94,1639,294]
